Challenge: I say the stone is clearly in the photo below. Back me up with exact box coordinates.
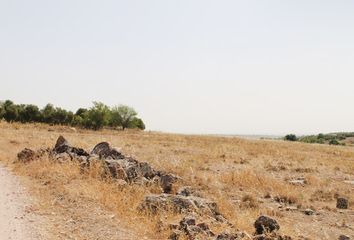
[339,235,350,240]
[160,174,179,193]
[177,186,203,197]
[254,215,280,234]
[53,136,89,158]
[91,142,124,160]
[336,198,349,209]
[138,162,156,179]
[139,194,221,220]
[17,148,36,163]
[104,160,127,180]
[303,208,315,215]
[179,216,196,229]
[216,231,244,240]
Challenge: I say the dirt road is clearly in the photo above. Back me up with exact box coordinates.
[0,164,44,240]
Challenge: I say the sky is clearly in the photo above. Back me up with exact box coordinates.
[1,0,354,135]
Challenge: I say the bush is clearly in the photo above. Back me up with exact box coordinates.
[284,134,297,141]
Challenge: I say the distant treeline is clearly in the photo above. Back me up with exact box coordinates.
[284,132,354,146]
[0,100,145,130]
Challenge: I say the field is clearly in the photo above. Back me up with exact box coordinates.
[0,122,353,239]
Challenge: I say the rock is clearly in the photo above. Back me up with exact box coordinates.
[139,194,221,220]
[339,235,350,240]
[168,216,215,240]
[215,230,244,240]
[179,216,196,229]
[138,162,156,179]
[344,180,354,185]
[254,216,280,234]
[169,230,183,240]
[53,136,89,159]
[160,174,179,193]
[177,186,203,197]
[104,160,127,180]
[54,136,69,149]
[336,197,349,209]
[17,148,50,163]
[17,148,36,163]
[91,142,124,160]
[303,208,315,215]
[288,178,306,186]
[284,206,298,211]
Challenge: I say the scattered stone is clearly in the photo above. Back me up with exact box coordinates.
[336,197,349,209]
[254,216,280,234]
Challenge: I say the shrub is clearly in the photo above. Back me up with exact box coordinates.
[284,134,297,141]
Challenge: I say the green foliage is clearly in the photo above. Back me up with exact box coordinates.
[129,117,146,130]
[114,105,138,130]
[284,134,297,141]
[298,132,351,146]
[83,102,111,130]
[41,104,55,123]
[2,100,18,122]
[0,100,145,131]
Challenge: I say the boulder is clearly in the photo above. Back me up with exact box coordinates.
[254,216,280,234]
[336,197,349,209]
[160,173,179,193]
[139,194,221,220]
[104,160,128,180]
[91,142,124,160]
[53,136,89,159]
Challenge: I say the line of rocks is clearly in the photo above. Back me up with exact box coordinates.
[18,136,348,240]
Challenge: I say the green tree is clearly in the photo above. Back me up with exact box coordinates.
[83,102,110,130]
[2,100,19,122]
[41,104,56,123]
[109,106,122,128]
[19,104,41,122]
[115,105,137,130]
[284,134,297,141]
[129,117,145,130]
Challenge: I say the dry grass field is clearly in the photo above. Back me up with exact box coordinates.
[0,122,353,239]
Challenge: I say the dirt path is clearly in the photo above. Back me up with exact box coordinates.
[0,164,45,240]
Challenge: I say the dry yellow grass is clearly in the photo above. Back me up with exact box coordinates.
[0,122,353,239]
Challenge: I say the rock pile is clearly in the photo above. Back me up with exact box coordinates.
[17,136,180,192]
[16,136,293,240]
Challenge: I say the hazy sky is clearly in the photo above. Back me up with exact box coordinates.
[1,1,354,135]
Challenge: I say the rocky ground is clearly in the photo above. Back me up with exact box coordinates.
[0,122,353,239]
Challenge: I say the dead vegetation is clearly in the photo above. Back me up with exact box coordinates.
[0,122,353,239]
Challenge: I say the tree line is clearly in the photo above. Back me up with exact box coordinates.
[0,100,145,130]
